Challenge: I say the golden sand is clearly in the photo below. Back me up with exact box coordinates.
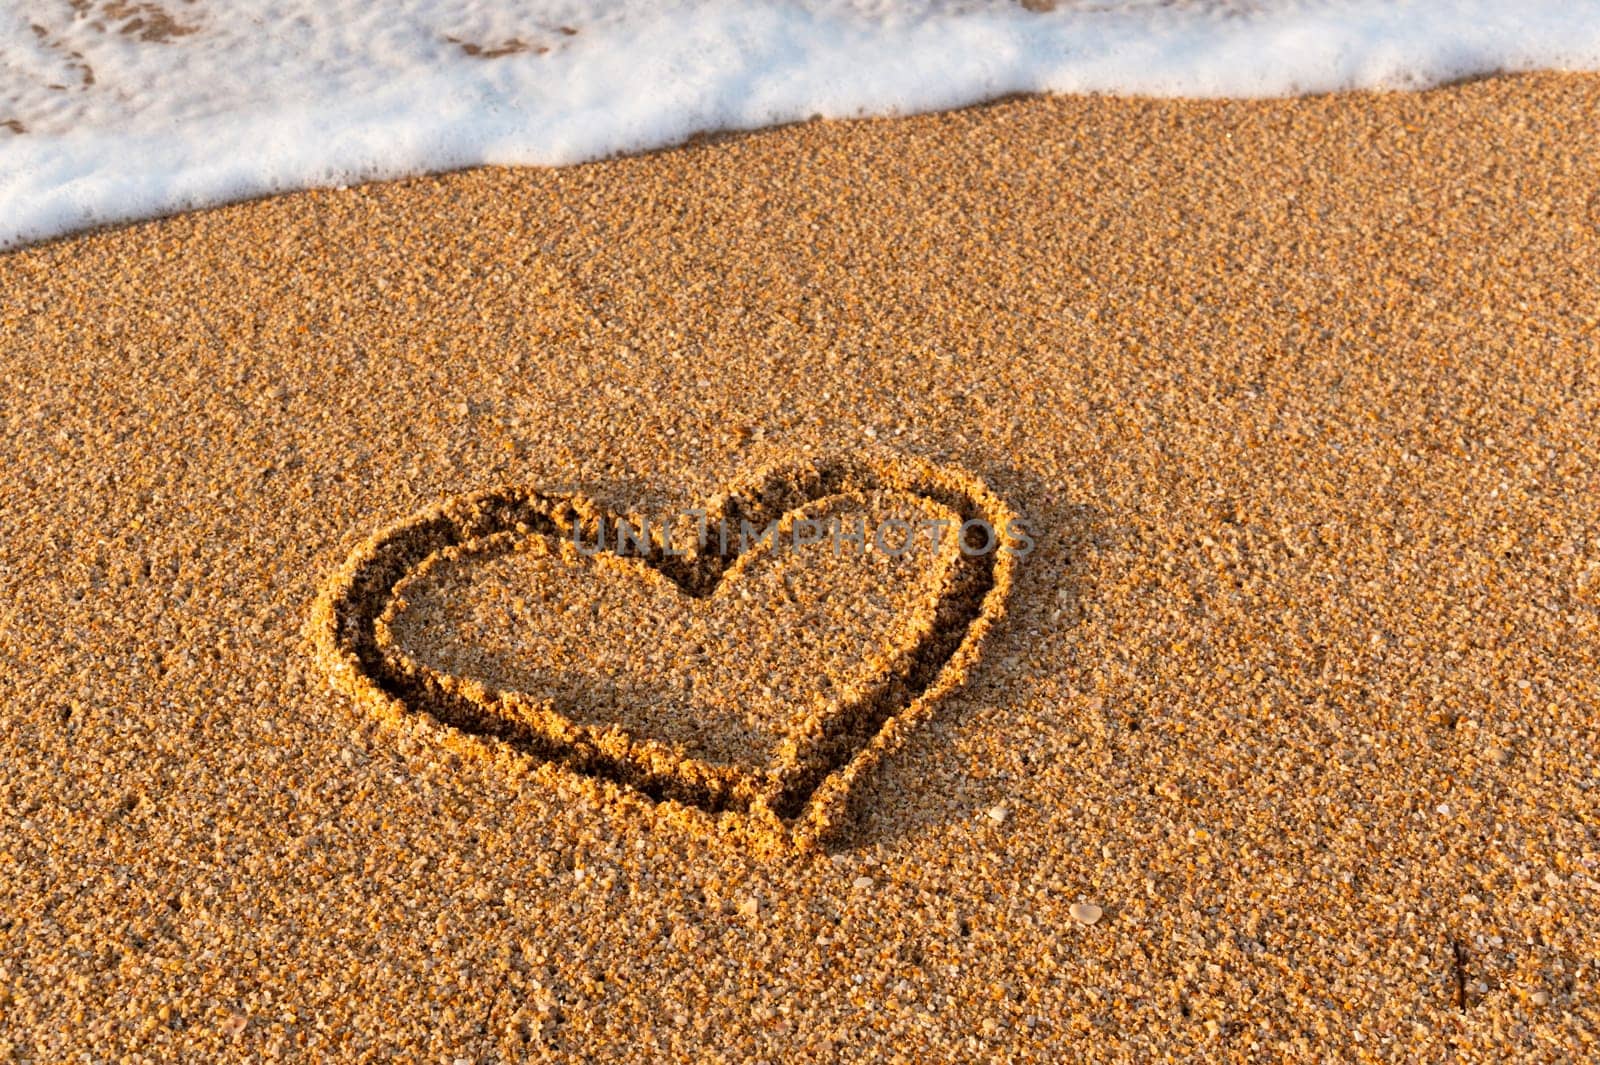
[1,72,1598,1061]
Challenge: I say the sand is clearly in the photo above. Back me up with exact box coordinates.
[1,71,1598,1062]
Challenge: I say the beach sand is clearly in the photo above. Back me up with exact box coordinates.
[1,71,1597,1061]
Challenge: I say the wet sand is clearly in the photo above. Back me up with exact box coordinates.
[1,72,1597,1061]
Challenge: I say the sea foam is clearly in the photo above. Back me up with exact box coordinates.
[4,1,1600,250]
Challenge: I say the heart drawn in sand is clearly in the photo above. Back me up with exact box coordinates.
[311,454,1020,848]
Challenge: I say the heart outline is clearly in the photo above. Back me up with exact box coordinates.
[311,452,1020,850]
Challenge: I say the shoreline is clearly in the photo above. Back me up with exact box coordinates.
[4,58,1600,257]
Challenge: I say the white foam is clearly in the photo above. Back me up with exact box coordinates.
[4,1,1600,250]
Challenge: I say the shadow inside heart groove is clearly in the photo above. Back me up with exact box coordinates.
[312,453,1020,844]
